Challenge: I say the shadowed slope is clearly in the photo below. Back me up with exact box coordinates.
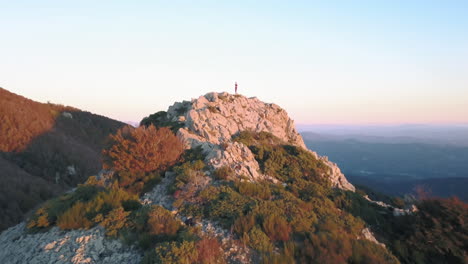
[0,88,126,231]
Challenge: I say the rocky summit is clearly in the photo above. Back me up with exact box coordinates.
[0,92,365,264]
[167,92,355,191]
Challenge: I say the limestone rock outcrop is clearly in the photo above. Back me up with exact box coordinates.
[0,223,141,264]
[166,92,355,191]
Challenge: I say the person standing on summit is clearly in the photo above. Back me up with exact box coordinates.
[235,82,238,94]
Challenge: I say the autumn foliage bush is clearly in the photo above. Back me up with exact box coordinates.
[196,237,225,264]
[103,125,184,173]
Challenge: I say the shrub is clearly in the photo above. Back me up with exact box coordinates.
[262,214,291,242]
[140,111,185,132]
[199,186,221,203]
[28,184,101,230]
[350,240,399,264]
[243,226,273,253]
[170,159,207,198]
[147,206,181,236]
[196,237,225,264]
[205,186,252,228]
[386,197,468,264]
[233,130,281,147]
[237,182,271,200]
[181,146,206,163]
[234,131,330,185]
[27,208,50,229]
[232,213,256,236]
[102,125,184,174]
[153,241,198,264]
[117,171,162,194]
[98,207,130,237]
[57,202,93,230]
[213,166,234,180]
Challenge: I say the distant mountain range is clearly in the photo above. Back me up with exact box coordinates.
[301,128,468,200]
[298,124,468,146]
[0,88,125,231]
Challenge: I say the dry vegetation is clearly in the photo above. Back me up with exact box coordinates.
[0,88,124,231]
[19,104,468,264]
[0,88,76,152]
[103,125,184,174]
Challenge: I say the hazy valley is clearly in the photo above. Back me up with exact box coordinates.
[301,128,468,200]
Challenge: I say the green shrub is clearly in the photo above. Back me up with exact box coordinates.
[57,202,93,230]
[28,184,102,230]
[213,166,234,180]
[117,171,162,194]
[205,186,253,228]
[170,159,206,195]
[243,226,273,253]
[233,130,281,146]
[147,206,181,236]
[140,111,185,132]
[97,207,130,237]
[198,186,221,203]
[153,241,198,264]
[237,182,271,200]
[232,213,256,236]
[28,182,139,234]
[181,146,206,163]
[262,214,291,242]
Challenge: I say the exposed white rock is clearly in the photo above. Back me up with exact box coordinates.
[0,223,141,264]
[393,205,418,216]
[361,228,386,248]
[62,112,73,119]
[166,92,354,191]
[67,165,77,176]
[363,195,418,216]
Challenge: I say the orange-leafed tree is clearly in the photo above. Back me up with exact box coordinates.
[102,125,184,173]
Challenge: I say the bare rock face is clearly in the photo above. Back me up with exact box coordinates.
[361,228,386,248]
[166,92,355,191]
[0,223,141,264]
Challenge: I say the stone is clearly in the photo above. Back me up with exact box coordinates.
[62,112,73,119]
[361,228,386,248]
[0,223,141,264]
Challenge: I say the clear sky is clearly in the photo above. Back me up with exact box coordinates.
[1,1,467,124]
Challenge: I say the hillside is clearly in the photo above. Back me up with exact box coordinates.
[0,92,466,264]
[0,88,125,231]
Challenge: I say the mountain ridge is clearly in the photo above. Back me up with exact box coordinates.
[1,91,465,264]
[0,87,125,231]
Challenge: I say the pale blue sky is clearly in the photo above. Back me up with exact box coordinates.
[1,1,467,124]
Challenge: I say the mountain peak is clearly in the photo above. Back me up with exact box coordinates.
[161,92,354,191]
